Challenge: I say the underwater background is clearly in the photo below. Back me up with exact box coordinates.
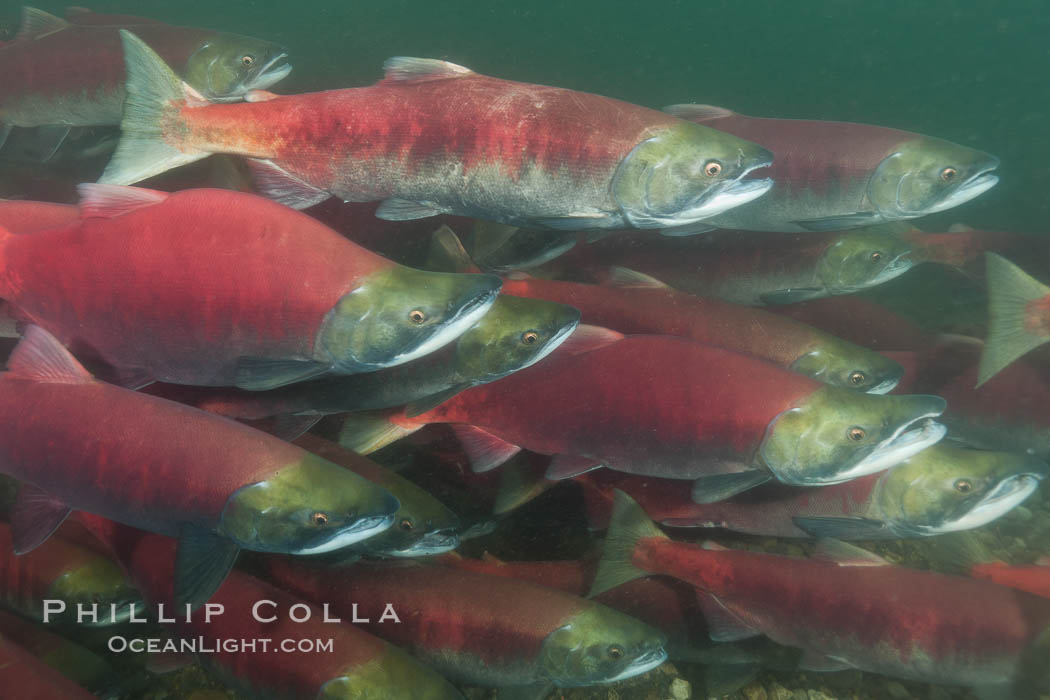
[0,1,1048,699]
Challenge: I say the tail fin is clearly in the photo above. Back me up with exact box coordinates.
[588,489,665,597]
[978,253,1050,386]
[99,31,208,185]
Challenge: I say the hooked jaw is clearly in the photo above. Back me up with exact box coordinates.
[672,154,775,223]
[837,415,947,483]
[923,161,1000,214]
[294,511,397,555]
[248,52,292,92]
[378,528,462,558]
[600,648,669,683]
[920,472,1044,535]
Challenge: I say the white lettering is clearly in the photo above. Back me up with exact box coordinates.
[42,600,66,624]
[252,599,277,623]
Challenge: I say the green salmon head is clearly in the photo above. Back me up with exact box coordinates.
[319,266,502,374]
[353,476,462,558]
[815,228,915,295]
[48,559,144,626]
[538,605,667,687]
[220,454,400,555]
[871,443,1047,536]
[868,136,999,219]
[611,122,774,228]
[790,338,905,393]
[319,646,466,700]
[183,33,291,101]
[452,295,581,384]
[759,387,947,486]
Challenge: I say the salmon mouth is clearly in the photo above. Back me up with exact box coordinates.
[295,513,396,555]
[381,529,461,557]
[246,52,292,92]
[837,415,947,483]
[925,163,1000,214]
[932,472,1043,534]
[687,156,775,220]
[601,648,669,683]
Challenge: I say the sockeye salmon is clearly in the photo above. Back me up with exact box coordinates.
[0,326,400,608]
[0,185,502,390]
[665,104,999,232]
[100,32,776,234]
[340,334,947,502]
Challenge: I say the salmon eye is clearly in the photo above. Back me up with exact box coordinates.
[398,518,414,531]
[522,331,540,345]
[848,426,867,441]
[607,645,624,660]
[870,251,883,263]
[954,479,973,493]
[409,309,426,324]
[312,512,329,526]
[848,371,866,385]
[703,161,723,177]
[241,55,255,67]
[941,167,957,181]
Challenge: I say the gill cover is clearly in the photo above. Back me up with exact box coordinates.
[318,265,502,374]
[759,387,946,485]
[538,606,667,686]
[868,137,999,219]
[611,122,773,228]
[220,454,399,554]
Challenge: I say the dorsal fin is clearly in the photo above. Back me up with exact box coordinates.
[16,7,71,41]
[663,104,736,122]
[77,183,169,218]
[7,326,93,384]
[382,57,474,83]
[558,325,625,355]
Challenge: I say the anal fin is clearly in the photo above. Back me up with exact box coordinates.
[545,454,603,480]
[449,425,521,473]
[375,198,447,221]
[246,159,330,210]
[11,484,71,554]
[174,524,239,610]
[14,125,71,162]
[696,593,761,642]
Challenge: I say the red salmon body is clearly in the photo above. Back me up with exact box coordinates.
[399,335,819,480]
[0,187,394,386]
[634,536,1050,686]
[0,199,78,232]
[81,518,462,699]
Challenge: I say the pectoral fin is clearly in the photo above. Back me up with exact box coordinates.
[690,470,771,503]
[659,222,717,236]
[793,212,881,232]
[11,484,71,554]
[403,384,470,417]
[240,414,322,442]
[791,515,893,540]
[233,357,331,391]
[545,455,603,480]
[174,524,239,610]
